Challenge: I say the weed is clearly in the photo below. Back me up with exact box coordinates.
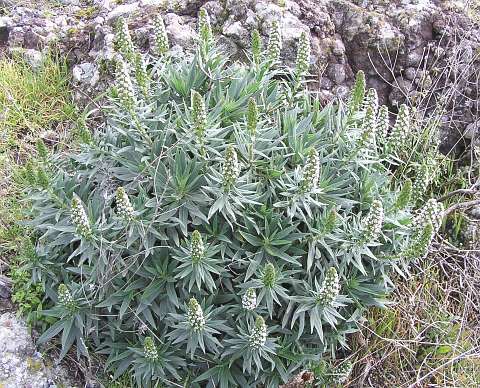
[353,257,480,386]
[75,6,98,19]
[0,54,78,330]
[0,53,75,152]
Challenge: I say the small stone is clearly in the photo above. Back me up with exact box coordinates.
[0,313,76,387]
[404,67,416,81]
[0,275,11,299]
[140,0,165,6]
[0,16,13,28]
[464,120,479,140]
[389,78,413,106]
[106,2,140,22]
[333,85,350,99]
[327,63,347,84]
[165,14,196,48]
[332,38,345,56]
[320,77,334,90]
[22,49,45,71]
[58,0,81,5]
[94,0,112,10]
[222,17,248,43]
[405,47,424,67]
[203,0,227,25]
[72,63,100,87]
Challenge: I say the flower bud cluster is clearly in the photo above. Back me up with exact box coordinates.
[362,200,384,241]
[358,105,377,153]
[301,148,320,193]
[187,297,205,332]
[267,21,282,63]
[316,267,340,306]
[190,230,205,263]
[323,209,337,234]
[116,187,134,221]
[134,53,148,98]
[411,163,431,199]
[115,17,135,61]
[242,288,257,310]
[191,90,207,142]
[295,31,311,78]
[143,337,158,361]
[36,139,48,159]
[251,29,262,65]
[247,97,258,137]
[404,222,434,260]
[116,58,136,111]
[362,88,378,115]
[222,145,240,190]
[386,104,410,153]
[377,105,389,144]
[198,8,213,46]
[262,263,276,288]
[348,70,365,115]
[279,85,289,107]
[412,198,444,233]
[71,196,92,238]
[394,179,412,210]
[58,284,76,311]
[249,316,267,349]
[153,15,169,56]
[37,167,49,189]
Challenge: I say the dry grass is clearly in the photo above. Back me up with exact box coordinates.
[349,244,480,387]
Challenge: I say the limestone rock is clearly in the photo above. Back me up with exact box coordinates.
[72,63,100,87]
[0,313,76,388]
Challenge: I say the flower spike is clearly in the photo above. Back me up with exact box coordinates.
[116,58,136,111]
[301,148,320,193]
[143,337,158,361]
[116,187,135,221]
[251,29,262,65]
[316,267,340,306]
[187,297,205,332]
[71,195,92,238]
[222,145,240,190]
[295,31,311,78]
[267,20,282,64]
[242,288,257,310]
[249,316,267,348]
[153,15,169,56]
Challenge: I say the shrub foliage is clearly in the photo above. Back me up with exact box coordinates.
[25,11,443,387]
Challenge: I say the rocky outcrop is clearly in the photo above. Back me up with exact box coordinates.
[0,312,75,388]
[1,1,479,148]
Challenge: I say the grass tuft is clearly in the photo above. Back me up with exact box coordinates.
[0,52,77,266]
[0,53,75,152]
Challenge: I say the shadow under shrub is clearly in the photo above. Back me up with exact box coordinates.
[23,11,443,388]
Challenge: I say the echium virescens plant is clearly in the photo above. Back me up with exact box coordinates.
[251,29,262,66]
[153,14,169,56]
[295,31,311,80]
[384,104,411,157]
[25,9,444,387]
[267,20,282,64]
[115,16,135,62]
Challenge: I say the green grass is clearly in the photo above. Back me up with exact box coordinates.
[0,53,76,243]
[0,53,76,151]
[0,54,80,322]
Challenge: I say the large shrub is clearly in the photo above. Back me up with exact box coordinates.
[24,11,443,387]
